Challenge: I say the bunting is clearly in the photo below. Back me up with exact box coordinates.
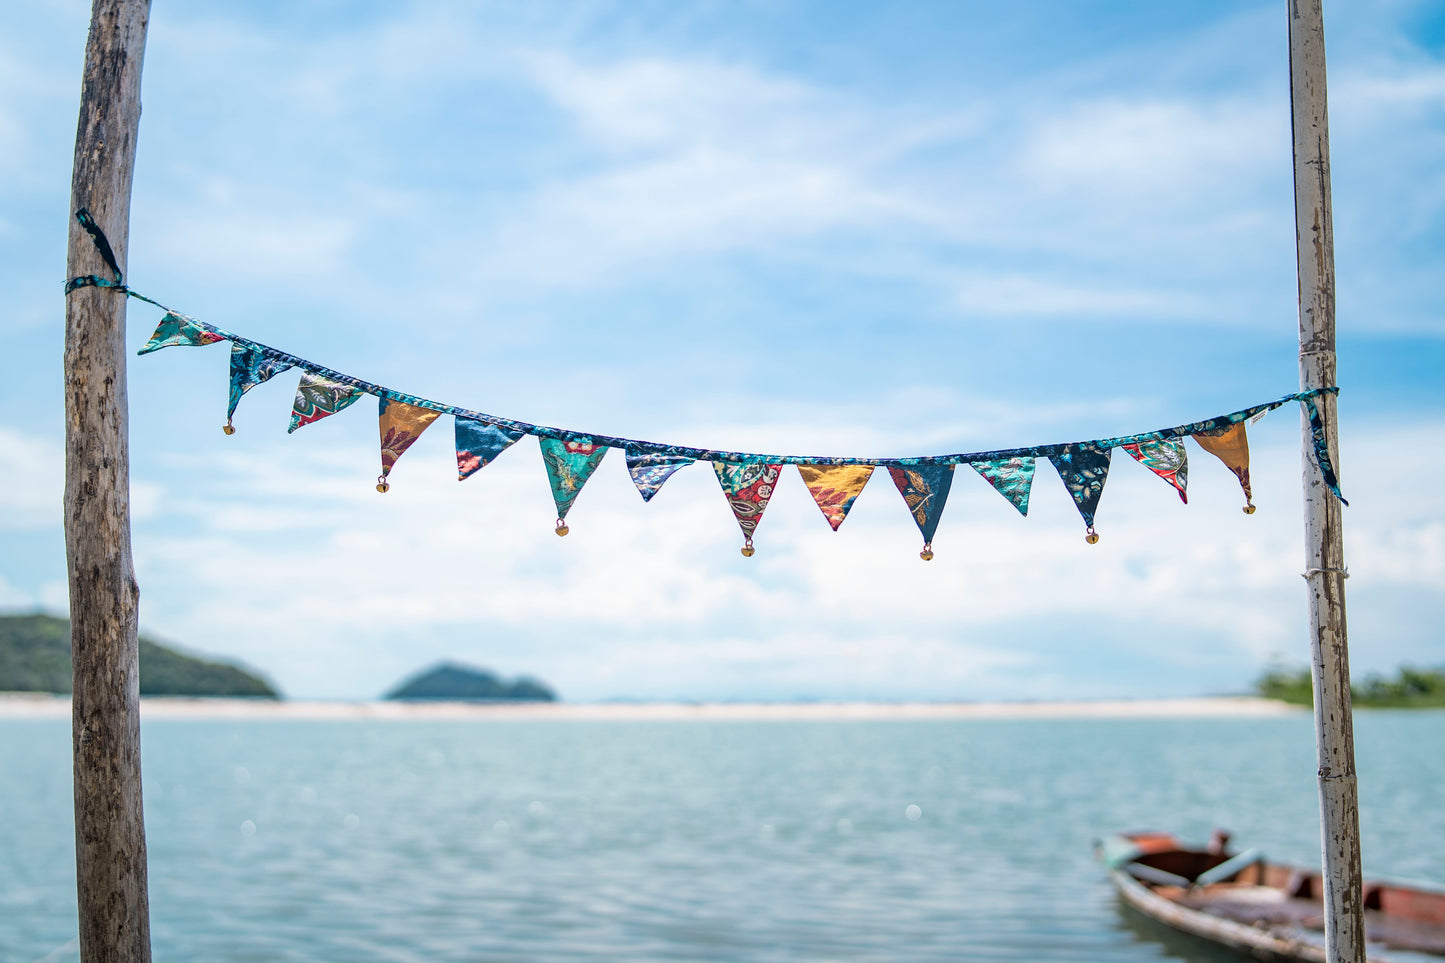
[376,397,442,492]
[70,209,1351,561]
[797,464,874,531]
[288,372,364,433]
[1120,436,1189,503]
[971,456,1035,516]
[139,312,226,354]
[226,343,294,433]
[714,461,784,555]
[1050,445,1111,541]
[541,439,608,534]
[1192,422,1254,512]
[625,448,695,502]
[888,465,954,559]
[456,417,526,481]
[1301,396,1348,507]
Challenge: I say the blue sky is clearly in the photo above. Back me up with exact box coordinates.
[1,1,1441,700]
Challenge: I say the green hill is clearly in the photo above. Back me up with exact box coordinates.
[0,613,279,698]
[1257,664,1445,709]
[385,661,555,702]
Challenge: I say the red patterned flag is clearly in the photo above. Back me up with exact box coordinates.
[1120,436,1188,503]
[714,461,784,555]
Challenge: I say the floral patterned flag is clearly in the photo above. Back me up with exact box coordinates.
[625,448,695,502]
[970,456,1035,516]
[377,397,442,487]
[541,438,608,525]
[1120,435,1188,503]
[1049,445,1112,535]
[288,372,365,433]
[137,312,226,355]
[1192,422,1254,511]
[225,343,293,430]
[887,464,955,554]
[713,461,784,554]
[798,464,874,531]
[456,417,527,481]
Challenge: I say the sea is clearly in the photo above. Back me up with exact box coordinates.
[3,711,1442,962]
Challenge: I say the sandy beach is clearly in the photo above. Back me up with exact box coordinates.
[0,693,1300,721]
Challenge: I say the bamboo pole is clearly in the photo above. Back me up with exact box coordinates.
[65,2,153,961]
[1286,2,1363,962]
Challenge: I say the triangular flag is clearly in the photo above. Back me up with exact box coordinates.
[541,438,608,529]
[625,448,695,502]
[713,461,784,554]
[887,465,954,556]
[798,464,873,531]
[225,343,294,431]
[377,397,442,489]
[1192,422,1254,511]
[137,312,226,355]
[1120,436,1188,503]
[1049,445,1112,537]
[970,456,1035,516]
[288,372,364,433]
[456,417,526,481]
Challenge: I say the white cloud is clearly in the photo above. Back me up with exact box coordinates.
[0,575,37,610]
[456,49,1298,321]
[0,427,63,531]
[1334,63,1445,115]
[1021,98,1284,197]
[950,272,1197,319]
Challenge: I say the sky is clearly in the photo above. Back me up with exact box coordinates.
[1,0,1441,701]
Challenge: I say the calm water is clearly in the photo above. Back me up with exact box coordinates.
[2,712,1443,962]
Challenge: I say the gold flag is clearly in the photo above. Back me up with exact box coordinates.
[1192,422,1254,511]
[797,464,874,531]
[377,397,442,490]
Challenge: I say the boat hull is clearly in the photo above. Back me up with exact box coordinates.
[1100,832,1445,963]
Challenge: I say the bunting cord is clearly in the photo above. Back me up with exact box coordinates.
[66,210,1347,502]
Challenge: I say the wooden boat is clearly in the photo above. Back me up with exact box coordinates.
[1098,830,1445,962]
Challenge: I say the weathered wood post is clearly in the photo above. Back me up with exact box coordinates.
[65,1,153,961]
[1287,2,1363,962]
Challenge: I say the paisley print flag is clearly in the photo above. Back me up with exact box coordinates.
[137,312,226,354]
[970,456,1035,516]
[1049,445,1112,532]
[798,464,874,531]
[1121,436,1188,503]
[226,343,294,427]
[1192,422,1253,510]
[625,448,695,502]
[541,438,608,520]
[714,461,784,550]
[378,397,442,483]
[456,417,526,480]
[288,372,364,433]
[887,465,954,545]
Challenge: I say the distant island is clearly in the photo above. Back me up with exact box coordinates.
[385,661,556,702]
[1257,664,1445,709]
[0,613,279,699]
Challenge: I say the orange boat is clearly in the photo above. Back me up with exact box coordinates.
[1098,830,1445,962]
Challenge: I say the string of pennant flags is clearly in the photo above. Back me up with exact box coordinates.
[68,209,1347,559]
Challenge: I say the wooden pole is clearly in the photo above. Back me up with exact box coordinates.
[65,2,153,961]
[1286,3,1363,962]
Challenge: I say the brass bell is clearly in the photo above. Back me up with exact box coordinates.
[1085,528,1100,545]
[741,537,755,558]
[555,519,570,537]
[375,476,390,493]
[222,422,235,436]
[920,543,935,561]
[1243,503,1257,515]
